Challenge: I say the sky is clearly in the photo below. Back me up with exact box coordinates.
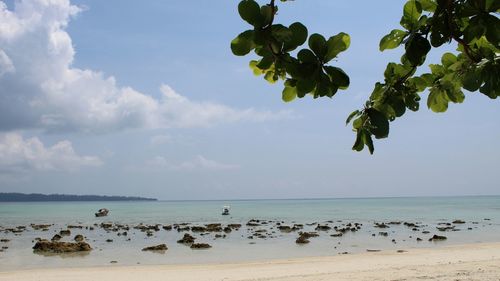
[0,0,498,200]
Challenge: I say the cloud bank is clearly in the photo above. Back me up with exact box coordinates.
[0,0,290,133]
[0,133,102,173]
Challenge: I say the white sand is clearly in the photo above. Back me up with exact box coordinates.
[1,242,500,281]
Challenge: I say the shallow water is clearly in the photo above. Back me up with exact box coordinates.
[0,196,499,270]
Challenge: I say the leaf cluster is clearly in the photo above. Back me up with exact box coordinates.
[231,0,351,102]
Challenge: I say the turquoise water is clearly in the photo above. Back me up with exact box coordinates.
[0,196,499,270]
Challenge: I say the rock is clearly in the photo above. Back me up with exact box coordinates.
[162,225,172,231]
[0,239,10,243]
[31,224,52,230]
[397,250,407,253]
[330,233,343,237]
[227,224,242,229]
[74,235,84,242]
[223,227,232,233]
[378,232,388,237]
[416,237,423,242]
[315,225,331,231]
[422,230,430,234]
[205,224,222,232]
[190,243,211,249]
[110,261,118,263]
[436,226,455,231]
[296,232,318,244]
[278,225,292,232]
[177,233,196,244]
[298,232,319,239]
[51,234,62,241]
[59,230,71,236]
[429,234,447,241]
[142,244,168,251]
[67,225,83,229]
[191,226,207,232]
[452,220,466,224]
[101,223,113,229]
[33,241,92,253]
[366,249,381,252]
[295,236,310,244]
[106,239,113,243]
[176,226,190,232]
[374,223,389,228]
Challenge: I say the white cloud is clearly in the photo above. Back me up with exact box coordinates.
[148,155,238,171]
[0,133,102,173]
[0,0,291,133]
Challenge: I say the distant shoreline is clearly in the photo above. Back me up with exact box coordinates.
[0,193,157,202]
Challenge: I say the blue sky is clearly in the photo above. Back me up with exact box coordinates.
[0,0,498,200]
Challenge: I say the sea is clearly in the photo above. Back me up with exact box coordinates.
[0,196,499,270]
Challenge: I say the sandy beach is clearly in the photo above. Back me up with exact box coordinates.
[1,242,499,281]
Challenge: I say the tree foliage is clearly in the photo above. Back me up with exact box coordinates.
[232,0,499,154]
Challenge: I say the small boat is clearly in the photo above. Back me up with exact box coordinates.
[221,206,230,215]
[95,208,109,217]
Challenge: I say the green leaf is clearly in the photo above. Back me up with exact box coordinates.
[463,18,486,43]
[441,53,457,68]
[324,66,350,89]
[419,0,437,12]
[367,108,389,139]
[284,22,308,51]
[271,24,293,43]
[462,70,481,92]
[231,30,255,56]
[352,130,365,152]
[379,29,407,51]
[484,14,500,47]
[346,110,361,125]
[427,88,449,112]
[297,49,317,63]
[401,0,422,29]
[325,32,350,62]
[405,35,431,66]
[308,33,327,60]
[296,78,315,94]
[353,117,364,129]
[256,55,274,70]
[260,5,273,26]
[480,63,500,99]
[238,0,263,27]
[282,86,297,102]
[362,130,375,154]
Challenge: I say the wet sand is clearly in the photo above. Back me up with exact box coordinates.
[1,242,499,281]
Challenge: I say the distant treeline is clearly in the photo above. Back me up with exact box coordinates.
[0,193,157,202]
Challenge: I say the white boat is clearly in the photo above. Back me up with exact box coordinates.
[221,206,230,215]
